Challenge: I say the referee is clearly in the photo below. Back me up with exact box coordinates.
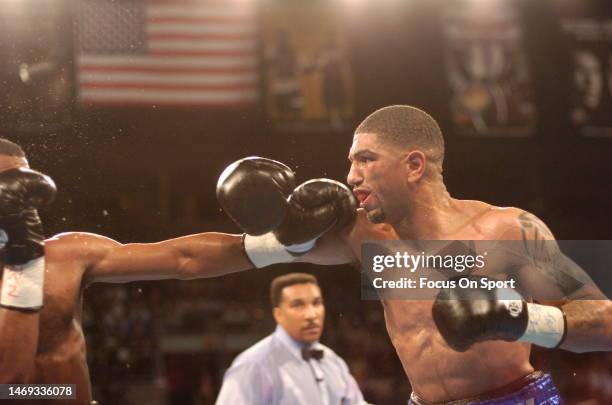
[216,273,366,405]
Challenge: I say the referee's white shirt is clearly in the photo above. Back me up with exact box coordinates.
[216,325,365,405]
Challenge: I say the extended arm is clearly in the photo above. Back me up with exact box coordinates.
[61,232,253,284]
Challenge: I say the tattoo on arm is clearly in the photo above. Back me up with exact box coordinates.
[518,212,587,297]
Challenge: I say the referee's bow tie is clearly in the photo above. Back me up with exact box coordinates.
[301,347,324,361]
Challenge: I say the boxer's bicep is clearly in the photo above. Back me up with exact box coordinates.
[84,232,252,283]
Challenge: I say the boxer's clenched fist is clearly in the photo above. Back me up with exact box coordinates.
[288,179,357,231]
[0,168,56,310]
[217,157,357,268]
[0,168,56,265]
[216,156,295,235]
[433,276,566,352]
[243,178,356,268]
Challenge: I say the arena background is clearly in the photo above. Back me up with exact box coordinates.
[1,0,611,403]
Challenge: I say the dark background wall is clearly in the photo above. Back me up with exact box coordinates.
[3,0,607,241]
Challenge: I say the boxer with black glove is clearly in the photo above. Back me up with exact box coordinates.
[217,157,357,268]
[433,275,566,352]
[0,168,56,310]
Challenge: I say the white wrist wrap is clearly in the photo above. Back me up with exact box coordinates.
[1,257,45,310]
[243,233,316,268]
[520,303,566,348]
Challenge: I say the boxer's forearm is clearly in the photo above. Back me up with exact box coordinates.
[173,233,254,279]
[559,300,612,352]
[86,232,253,283]
[0,308,38,382]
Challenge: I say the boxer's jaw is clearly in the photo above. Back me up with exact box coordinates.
[348,133,415,226]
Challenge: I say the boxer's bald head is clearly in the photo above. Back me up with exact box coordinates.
[355,105,444,173]
[0,138,26,158]
[0,138,28,172]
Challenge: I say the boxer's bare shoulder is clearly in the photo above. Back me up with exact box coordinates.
[45,232,119,272]
[461,203,549,241]
[46,232,120,254]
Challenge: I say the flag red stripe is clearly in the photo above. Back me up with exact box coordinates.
[147,33,255,41]
[80,82,257,91]
[147,16,253,24]
[148,50,255,57]
[79,99,255,108]
[79,65,254,74]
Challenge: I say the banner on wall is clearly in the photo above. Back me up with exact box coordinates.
[261,1,354,132]
[562,19,612,137]
[442,3,535,137]
[75,0,258,107]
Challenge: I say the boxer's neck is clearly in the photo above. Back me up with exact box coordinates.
[394,181,454,239]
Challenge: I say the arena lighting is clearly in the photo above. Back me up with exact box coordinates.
[463,0,507,13]
[338,0,368,5]
[225,0,256,6]
[0,0,27,15]
[1,0,29,10]
[18,61,57,84]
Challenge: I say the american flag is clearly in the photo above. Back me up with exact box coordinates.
[75,0,259,107]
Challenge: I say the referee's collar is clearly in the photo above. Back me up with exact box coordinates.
[274,325,322,361]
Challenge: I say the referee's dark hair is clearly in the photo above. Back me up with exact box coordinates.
[270,273,318,307]
[0,138,25,157]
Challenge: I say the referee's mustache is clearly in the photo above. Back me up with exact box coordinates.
[302,321,321,329]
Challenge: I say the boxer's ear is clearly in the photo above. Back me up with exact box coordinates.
[403,150,426,182]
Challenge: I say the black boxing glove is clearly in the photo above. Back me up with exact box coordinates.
[275,179,357,245]
[217,157,356,267]
[0,168,56,309]
[432,276,566,352]
[243,178,357,268]
[217,156,295,235]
